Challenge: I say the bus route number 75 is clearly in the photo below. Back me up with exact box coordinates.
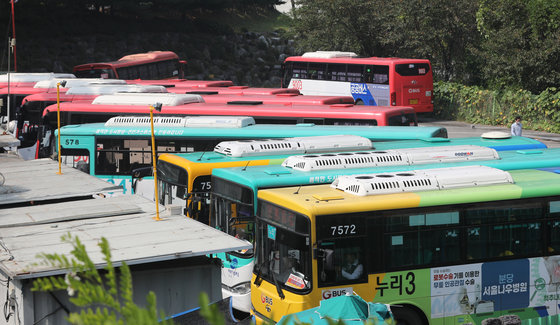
[331,225,356,236]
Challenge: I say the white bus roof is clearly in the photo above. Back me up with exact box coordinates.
[301,51,359,59]
[92,93,204,106]
[67,85,168,95]
[282,145,500,171]
[214,135,372,157]
[105,116,255,128]
[34,78,127,88]
[0,73,76,83]
[331,166,514,196]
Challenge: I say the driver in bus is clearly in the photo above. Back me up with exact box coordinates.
[341,251,363,280]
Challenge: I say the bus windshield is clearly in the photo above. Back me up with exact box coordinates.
[255,201,311,293]
[157,160,188,211]
[212,177,254,256]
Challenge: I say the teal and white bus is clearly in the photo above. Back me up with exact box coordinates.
[157,135,547,226]
[210,147,560,313]
[56,115,447,195]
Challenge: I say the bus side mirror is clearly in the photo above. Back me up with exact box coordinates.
[131,166,152,179]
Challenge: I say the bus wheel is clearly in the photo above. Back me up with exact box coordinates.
[392,306,427,325]
[355,99,364,105]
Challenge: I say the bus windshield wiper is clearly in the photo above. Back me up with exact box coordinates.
[271,272,285,300]
[253,263,263,286]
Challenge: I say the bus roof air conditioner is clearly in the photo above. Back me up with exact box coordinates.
[301,51,358,59]
[214,135,373,157]
[282,145,499,171]
[104,115,255,128]
[331,166,514,196]
[34,78,127,88]
[92,93,203,106]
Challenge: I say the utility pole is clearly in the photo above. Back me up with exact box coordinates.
[10,0,17,71]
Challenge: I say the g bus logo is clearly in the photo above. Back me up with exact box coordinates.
[321,287,353,300]
[291,79,303,90]
[261,294,273,305]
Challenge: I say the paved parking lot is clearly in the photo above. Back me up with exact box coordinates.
[419,119,560,148]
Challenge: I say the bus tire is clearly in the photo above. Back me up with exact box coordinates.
[355,99,365,105]
[392,306,427,325]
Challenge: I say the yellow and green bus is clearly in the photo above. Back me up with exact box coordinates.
[251,166,560,324]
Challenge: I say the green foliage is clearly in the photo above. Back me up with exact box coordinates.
[32,233,173,325]
[434,81,560,133]
[476,0,560,92]
[198,292,225,325]
[291,0,560,93]
[290,0,480,84]
[290,0,390,56]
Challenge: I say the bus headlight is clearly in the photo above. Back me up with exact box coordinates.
[230,281,251,295]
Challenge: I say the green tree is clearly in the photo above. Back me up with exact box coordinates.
[32,233,173,325]
[395,0,481,83]
[476,0,560,92]
[290,0,480,83]
[290,0,392,56]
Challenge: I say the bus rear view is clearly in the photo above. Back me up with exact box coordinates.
[281,51,433,113]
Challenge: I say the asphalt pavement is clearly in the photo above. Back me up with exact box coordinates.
[419,119,560,148]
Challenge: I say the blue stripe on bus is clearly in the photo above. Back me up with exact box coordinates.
[491,143,547,151]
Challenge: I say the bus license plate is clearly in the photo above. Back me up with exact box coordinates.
[409,99,419,104]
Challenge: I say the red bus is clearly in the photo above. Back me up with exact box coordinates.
[171,85,301,96]
[73,51,186,80]
[199,93,355,106]
[36,95,422,158]
[282,51,434,113]
[38,99,423,157]
[126,79,234,88]
[16,85,168,159]
[43,93,418,127]
[1,86,54,122]
[1,77,128,121]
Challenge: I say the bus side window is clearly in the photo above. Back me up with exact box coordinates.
[308,63,325,80]
[96,150,117,174]
[373,65,389,84]
[292,62,308,79]
[116,67,129,80]
[327,64,346,81]
[384,212,461,268]
[549,201,560,254]
[364,65,374,83]
[128,66,140,79]
[317,239,367,286]
[147,63,158,79]
[157,61,170,79]
[329,119,378,126]
[465,203,543,260]
[347,64,363,83]
[303,118,325,125]
[138,64,149,79]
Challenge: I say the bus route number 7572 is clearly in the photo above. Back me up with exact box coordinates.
[331,225,356,236]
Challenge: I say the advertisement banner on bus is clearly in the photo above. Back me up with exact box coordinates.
[430,256,560,319]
